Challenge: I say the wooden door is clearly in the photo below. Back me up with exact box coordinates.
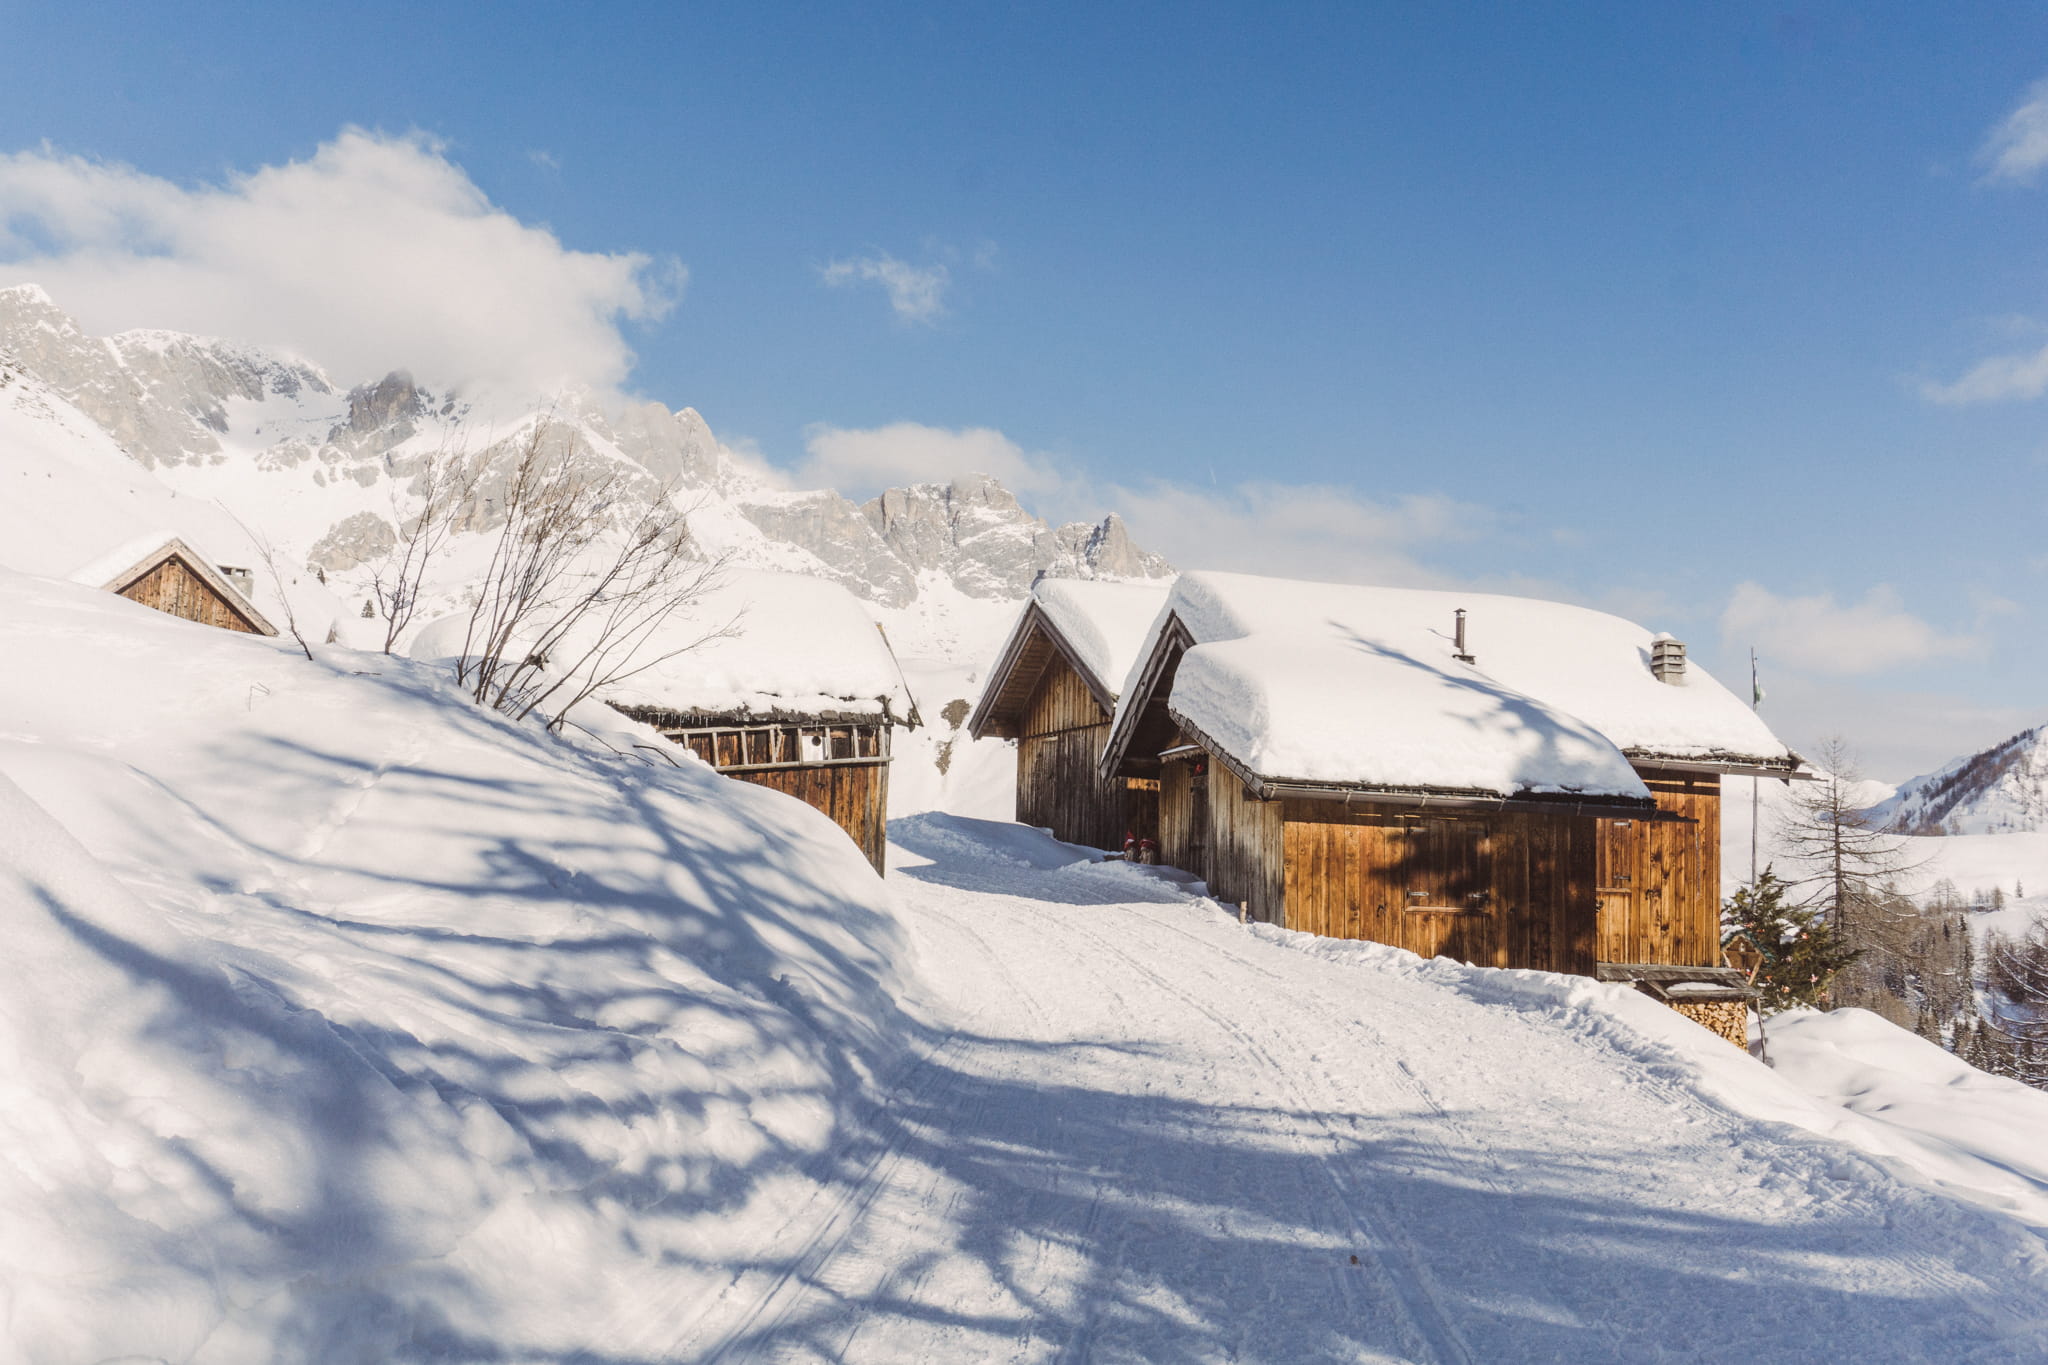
[1595,818,1637,963]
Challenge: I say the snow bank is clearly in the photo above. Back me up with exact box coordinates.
[1119,573,1794,798]
[1248,918,2048,1235]
[0,568,911,1360]
[1031,577,1172,696]
[1764,1009,2048,1227]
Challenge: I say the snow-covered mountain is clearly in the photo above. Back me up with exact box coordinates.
[1869,726,2048,837]
[0,283,1169,655]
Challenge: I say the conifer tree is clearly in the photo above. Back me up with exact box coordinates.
[1723,868,1860,1013]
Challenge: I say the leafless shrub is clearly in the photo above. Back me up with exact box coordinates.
[370,444,483,653]
[455,419,733,732]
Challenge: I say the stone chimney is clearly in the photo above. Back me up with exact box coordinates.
[1651,635,1687,685]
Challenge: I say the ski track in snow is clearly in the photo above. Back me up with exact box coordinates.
[680,817,2048,1364]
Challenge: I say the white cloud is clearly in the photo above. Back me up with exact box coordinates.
[1100,480,1489,588]
[795,421,1062,498]
[1980,78,2048,184]
[1724,674,2045,786]
[818,252,950,324]
[1920,342,2048,404]
[0,129,679,396]
[1719,582,1979,676]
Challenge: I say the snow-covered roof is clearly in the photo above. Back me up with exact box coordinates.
[1030,579,1173,698]
[968,577,1174,739]
[1107,571,1800,801]
[596,569,916,723]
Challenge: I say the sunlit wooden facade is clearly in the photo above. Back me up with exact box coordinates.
[100,538,275,637]
[969,600,1157,852]
[616,706,896,874]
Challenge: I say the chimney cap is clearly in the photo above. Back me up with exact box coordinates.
[1650,635,1687,685]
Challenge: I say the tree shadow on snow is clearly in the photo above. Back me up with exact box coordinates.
[36,701,2048,1364]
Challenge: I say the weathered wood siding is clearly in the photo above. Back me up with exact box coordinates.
[1017,660,1133,849]
[1160,758,1205,877]
[726,763,890,875]
[665,721,893,875]
[119,556,261,633]
[1204,767,1285,922]
[1278,804,1598,975]
[1595,768,1721,967]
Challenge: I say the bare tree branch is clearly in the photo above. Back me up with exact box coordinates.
[453,417,731,732]
[369,441,482,653]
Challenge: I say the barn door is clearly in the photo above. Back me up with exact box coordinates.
[1188,761,1210,883]
[1595,818,1636,963]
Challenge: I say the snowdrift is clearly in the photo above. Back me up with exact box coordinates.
[0,569,911,1361]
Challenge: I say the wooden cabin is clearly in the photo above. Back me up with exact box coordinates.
[603,570,918,875]
[1100,572,1805,1045]
[95,537,277,636]
[968,578,1172,850]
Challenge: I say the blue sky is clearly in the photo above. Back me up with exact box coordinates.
[4,2,2048,778]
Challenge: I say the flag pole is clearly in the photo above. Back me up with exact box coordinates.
[1750,648,1760,888]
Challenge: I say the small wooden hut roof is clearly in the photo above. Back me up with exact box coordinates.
[595,570,919,727]
[80,534,278,636]
[1103,571,1803,811]
[969,578,1172,740]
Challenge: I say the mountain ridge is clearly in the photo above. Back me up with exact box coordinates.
[0,285,1170,639]
[1869,725,2048,836]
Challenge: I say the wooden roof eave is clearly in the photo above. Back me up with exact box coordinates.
[1624,750,1814,782]
[1165,704,1661,820]
[1097,612,1196,782]
[609,700,900,728]
[967,602,1116,740]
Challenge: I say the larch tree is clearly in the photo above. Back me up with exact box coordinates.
[1772,737,1925,1015]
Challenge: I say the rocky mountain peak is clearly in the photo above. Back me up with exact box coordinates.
[1,284,1173,630]
[343,370,430,436]
[1870,725,2048,836]
[0,287,335,468]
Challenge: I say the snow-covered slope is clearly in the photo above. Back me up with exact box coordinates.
[0,568,910,1360]
[9,564,2048,1358]
[0,358,342,638]
[1762,1007,2048,1226]
[1871,725,2048,837]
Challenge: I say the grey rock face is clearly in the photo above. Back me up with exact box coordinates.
[740,490,920,607]
[853,475,1172,599]
[0,284,335,468]
[307,511,399,574]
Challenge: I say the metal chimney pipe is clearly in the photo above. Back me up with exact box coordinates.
[1453,608,1474,663]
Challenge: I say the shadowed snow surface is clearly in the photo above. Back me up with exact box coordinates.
[4,570,2048,1361]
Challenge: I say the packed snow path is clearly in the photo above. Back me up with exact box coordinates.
[659,816,2048,1364]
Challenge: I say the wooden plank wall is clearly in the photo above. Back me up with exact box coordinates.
[729,763,890,875]
[1016,661,1130,849]
[1595,768,1721,967]
[120,557,259,633]
[1205,768,1285,921]
[1159,759,1202,877]
[1279,804,1597,976]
